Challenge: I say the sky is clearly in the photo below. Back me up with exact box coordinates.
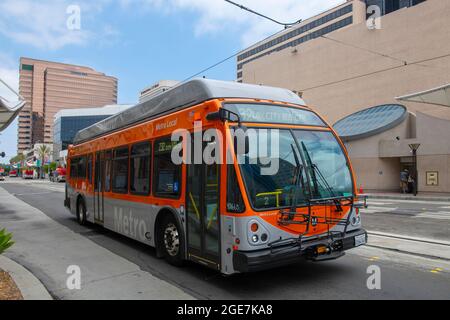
[0,0,344,163]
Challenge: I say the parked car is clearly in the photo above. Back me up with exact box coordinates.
[9,170,18,177]
[51,167,66,182]
[23,170,34,179]
[0,175,4,181]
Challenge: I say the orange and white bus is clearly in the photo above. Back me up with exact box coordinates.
[65,79,367,274]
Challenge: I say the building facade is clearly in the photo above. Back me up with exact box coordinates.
[18,57,118,153]
[52,104,132,162]
[139,80,179,103]
[238,0,450,193]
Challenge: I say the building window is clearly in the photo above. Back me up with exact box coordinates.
[21,64,34,71]
[112,147,129,194]
[153,137,181,198]
[237,3,353,62]
[130,142,151,195]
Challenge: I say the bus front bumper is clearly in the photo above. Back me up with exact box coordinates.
[233,229,367,273]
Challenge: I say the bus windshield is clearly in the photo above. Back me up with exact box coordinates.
[237,129,353,210]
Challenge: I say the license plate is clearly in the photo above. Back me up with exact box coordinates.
[354,234,366,247]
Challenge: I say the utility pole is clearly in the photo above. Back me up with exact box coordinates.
[408,143,421,196]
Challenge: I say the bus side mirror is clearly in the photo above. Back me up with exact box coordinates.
[207,109,241,124]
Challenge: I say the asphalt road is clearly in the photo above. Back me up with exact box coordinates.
[1,179,450,300]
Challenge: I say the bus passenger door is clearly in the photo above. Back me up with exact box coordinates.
[186,138,220,270]
[94,151,104,223]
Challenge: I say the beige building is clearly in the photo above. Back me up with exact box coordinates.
[239,0,450,193]
[18,57,118,153]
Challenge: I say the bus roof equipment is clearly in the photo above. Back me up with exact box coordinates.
[73,79,305,145]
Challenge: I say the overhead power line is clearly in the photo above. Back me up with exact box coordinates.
[181,50,242,83]
[224,0,302,28]
[181,1,303,82]
[299,53,450,92]
[320,35,408,65]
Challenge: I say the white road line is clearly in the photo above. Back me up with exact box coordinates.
[361,206,396,214]
[370,198,450,205]
[414,212,450,220]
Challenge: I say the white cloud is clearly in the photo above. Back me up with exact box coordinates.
[0,54,19,102]
[0,0,346,50]
[0,0,109,50]
[118,0,346,47]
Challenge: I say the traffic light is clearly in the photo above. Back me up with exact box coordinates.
[0,152,5,158]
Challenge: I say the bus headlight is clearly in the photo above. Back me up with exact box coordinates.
[248,219,270,245]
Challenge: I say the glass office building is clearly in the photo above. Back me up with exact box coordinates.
[53,104,132,162]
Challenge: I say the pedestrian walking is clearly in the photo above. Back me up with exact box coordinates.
[400,169,409,194]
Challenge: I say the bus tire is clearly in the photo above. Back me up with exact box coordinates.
[158,214,185,267]
[76,197,87,226]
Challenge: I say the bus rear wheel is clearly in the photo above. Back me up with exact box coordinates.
[159,214,184,267]
[76,198,87,226]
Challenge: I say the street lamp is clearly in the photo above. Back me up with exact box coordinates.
[408,143,421,196]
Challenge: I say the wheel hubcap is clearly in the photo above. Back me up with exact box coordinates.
[164,223,180,257]
[78,203,84,221]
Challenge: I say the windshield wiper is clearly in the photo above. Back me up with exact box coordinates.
[300,141,344,212]
[288,144,307,219]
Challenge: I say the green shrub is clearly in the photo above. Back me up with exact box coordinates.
[0,229,14,254]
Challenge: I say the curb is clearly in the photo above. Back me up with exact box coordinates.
[365,194,450,202]
[366,231,450,262]
[0,255,53,300]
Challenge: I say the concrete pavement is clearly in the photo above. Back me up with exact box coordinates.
[0,186,194,300]
[365,192,450,202]
[0,255,52,300]
[2,180,450,299]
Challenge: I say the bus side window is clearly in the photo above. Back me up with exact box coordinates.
[227,164,245,213]
[78,156,86,179]
[153,137,181,198]
[104,151,112,192]
[70,158,78,178]
[87,155,93,184]
[112,147,129,194]
[130,141,151,196]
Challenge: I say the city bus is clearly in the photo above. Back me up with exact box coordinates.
[65,79,367,274]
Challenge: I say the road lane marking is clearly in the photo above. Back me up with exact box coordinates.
[414,212,450,220]
[13,192,55,196]
[368,256,380,261]
[430,268,443,274]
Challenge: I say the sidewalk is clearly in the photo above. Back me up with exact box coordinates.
[0,187,194,300]
[0,255,52,300]
[364,191,450,202]
[367,231,450,261]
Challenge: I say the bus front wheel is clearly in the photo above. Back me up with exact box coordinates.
[76,198,87,226]
[158,214,184,267]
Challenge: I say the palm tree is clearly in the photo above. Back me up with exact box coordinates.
[37,144,51,179]
[9,153,25,165]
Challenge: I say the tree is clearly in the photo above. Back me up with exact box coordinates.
[0,229,14,255]
[37,145,51,178]
[9,153,25,165]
